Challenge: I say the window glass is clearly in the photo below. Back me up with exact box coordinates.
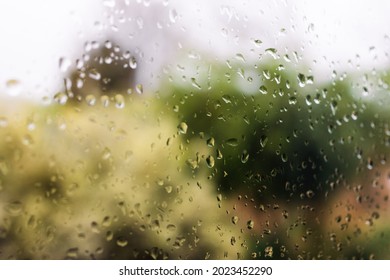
[0,0,389,259]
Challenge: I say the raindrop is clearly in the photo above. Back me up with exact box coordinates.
[3,201,23,216]
[101,95,110,107]
[265,48,278,59]
[129,57,137,69]
[247,220,254,229]
[102,147,111,160]
[164,185,173,193]
[226,138,238,147]
[54,92,68,105]
[241,150,249,163]
[288,96,297,105]
[259,85,268,95]
[262,70,271,80]
[191,78,201,90]
[88,68,101,80]
[116,236,128,247]
[135,84,143,94]
[206,137,215,147]
[178,122,188,134]
[206,155,215,168]
[306,190,315,198]
[235,53,246,62]
[221,94,232,104]
[305,95,312,106]
[115,94,125,108]
[297,73,306,87]
[216,149,223,159]
[167,224,176,232]
[260,135,268,148]
[231,216,239,225]
[216,194,222,202]
[66,248,79,259]
[85,94,96,106]
[264,246,273,257]
[253,39,262,47]
[169,8,178,23]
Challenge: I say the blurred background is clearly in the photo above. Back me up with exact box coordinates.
[0,0,390,259]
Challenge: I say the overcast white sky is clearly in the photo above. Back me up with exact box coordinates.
[1,0,390,99]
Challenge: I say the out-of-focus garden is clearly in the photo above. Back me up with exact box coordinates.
[1,1,390,259]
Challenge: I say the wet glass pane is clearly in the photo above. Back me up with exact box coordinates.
[0,0,390,259]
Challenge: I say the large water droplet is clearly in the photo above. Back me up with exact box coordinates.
[54,92,68,105]
[169,9,178,23]
[241,150,249,163]
[116,236,128,247]
[129,56,137,69]
[85,94,96,106]
[206,155,215,168]
[178,122,188,134]
[115,94,125,108]
[259,85,268,95]
[247,220,254,229]
[260,135,268,148]
[226,138,238,147]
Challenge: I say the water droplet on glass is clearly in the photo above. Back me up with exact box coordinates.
[66,248,79,259]
[288,96,297,105]
[231,216,239,225]
[216,194,222,202]
[129,56,137,69]
[54,92,68,105]
[169,8,178,23]
[264,246,273,257]
[247,220,254,229]
[116,236,128,247]
[115,94,125,108]
[206,155,215,168]
[59,57,72,73]
[259,85,268,95]
[253,39,262,47]
[241,150,249,163]
[101,95,110,107]
[260,135,268,148]
[305,95,312,106]
[221,94,232,104]
[88,68,101,80]
[167,224,176,232]
[206,137,215,147]
[235,53,245,62]
[191,78,201,90]
[135,84,143,94]
[102,147,111,160]
[3,201,23,216]
[265,48,278,59]
[85,94,96,106]
[297,73,306,87]
[262,70,271,80]
[226,138,238,147]
[178,122,188,134]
